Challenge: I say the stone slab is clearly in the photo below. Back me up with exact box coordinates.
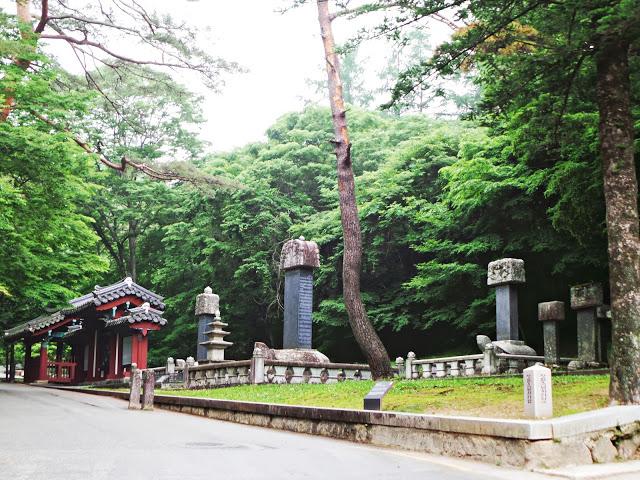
[283,269,314,349]
[550,406,640,439]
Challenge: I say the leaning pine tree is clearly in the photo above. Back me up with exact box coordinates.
[316,0,392,379]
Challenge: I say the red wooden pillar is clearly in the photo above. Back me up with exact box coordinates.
[131,334,139,367]
[23,340,31,383]
[38,341,48,381]
[106,334,117,379]
[70,344,80,383]
[137,334,148,370]
[88,329,97,380]
[9,343,15,382]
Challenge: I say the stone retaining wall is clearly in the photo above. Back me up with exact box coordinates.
[50,386,640,470]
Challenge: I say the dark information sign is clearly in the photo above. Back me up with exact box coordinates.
[363,381,393,411]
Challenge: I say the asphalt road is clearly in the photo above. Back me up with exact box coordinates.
[0,383,551,480]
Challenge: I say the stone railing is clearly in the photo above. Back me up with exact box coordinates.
[399,351,575,379]
[185,360,252,388]
[169,356,372,389]
[258,360,371,385]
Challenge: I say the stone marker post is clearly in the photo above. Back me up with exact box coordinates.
[166,357,175,375]
[523,363,552,419]
[538,301,565,365]
[570,283,603,365]
[487,258,526,341]
[195,287,232,362]
[250,347,265,384]
[280,237,320,349]
[128,363,141,410]
[141,369,155,411]
[395,357,404,378]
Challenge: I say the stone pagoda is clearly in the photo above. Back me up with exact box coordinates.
[195,287,232,362]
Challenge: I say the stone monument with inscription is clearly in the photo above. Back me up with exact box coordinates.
[280,236,320,349]
[478,258,536,361]
[538,301,565,365]
[523,363,552,419]
[487,258,525,341]
[569,282,603,368]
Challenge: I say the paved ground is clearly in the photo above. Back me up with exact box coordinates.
[0,383,635,480]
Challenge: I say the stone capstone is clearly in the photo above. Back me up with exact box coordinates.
[280,237,320,271]
[487,258,525,286]
[570,283,604,310]
[253,342,330,363]
[538,301,565,322]
[195,286,220,316]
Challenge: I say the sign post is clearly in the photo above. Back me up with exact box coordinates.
[364,381,393,411]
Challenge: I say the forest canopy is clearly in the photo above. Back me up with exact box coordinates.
[1,0,637,370]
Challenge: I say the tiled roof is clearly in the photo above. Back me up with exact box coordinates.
[4,278,165,341]
[70,277,165,309]
[3,302,89,341]
[103,303,167,329]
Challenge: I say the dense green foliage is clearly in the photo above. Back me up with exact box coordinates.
[2,3,638,369]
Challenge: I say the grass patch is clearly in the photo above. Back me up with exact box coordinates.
[156,374,609,419]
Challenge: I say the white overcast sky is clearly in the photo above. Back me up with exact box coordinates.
[2,0,455,151]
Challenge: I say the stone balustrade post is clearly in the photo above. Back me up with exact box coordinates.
[435,362,446,378]
[487,258,526,341]
[405,352,415,379]
[251,347,265,384]
[166,357,175,375]
[538,301,565,365]
[464,359,476,376]
[482,345,498,375]
[128,363,141,410]
[570,283,603,365]
[395,357,404,378]
[141,369,155,411]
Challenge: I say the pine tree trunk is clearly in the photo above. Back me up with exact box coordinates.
[595,39,640,404]
[316,0,392,379]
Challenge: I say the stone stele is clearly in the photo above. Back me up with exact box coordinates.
[195,286,220,317]
[487,258,526,286]
[570,282,604,310]
[280,237,320,271]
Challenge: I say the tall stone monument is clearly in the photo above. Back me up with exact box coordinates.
[570,282,603,366]
[195,286,232,362]
[487,258,526,341]
[280,237,320,349]
[538,301,565,365]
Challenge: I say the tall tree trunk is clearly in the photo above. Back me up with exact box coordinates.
[1,0,33,121]
[316,0,392,379]
[596,39,640,404]
[128,219,137,282]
